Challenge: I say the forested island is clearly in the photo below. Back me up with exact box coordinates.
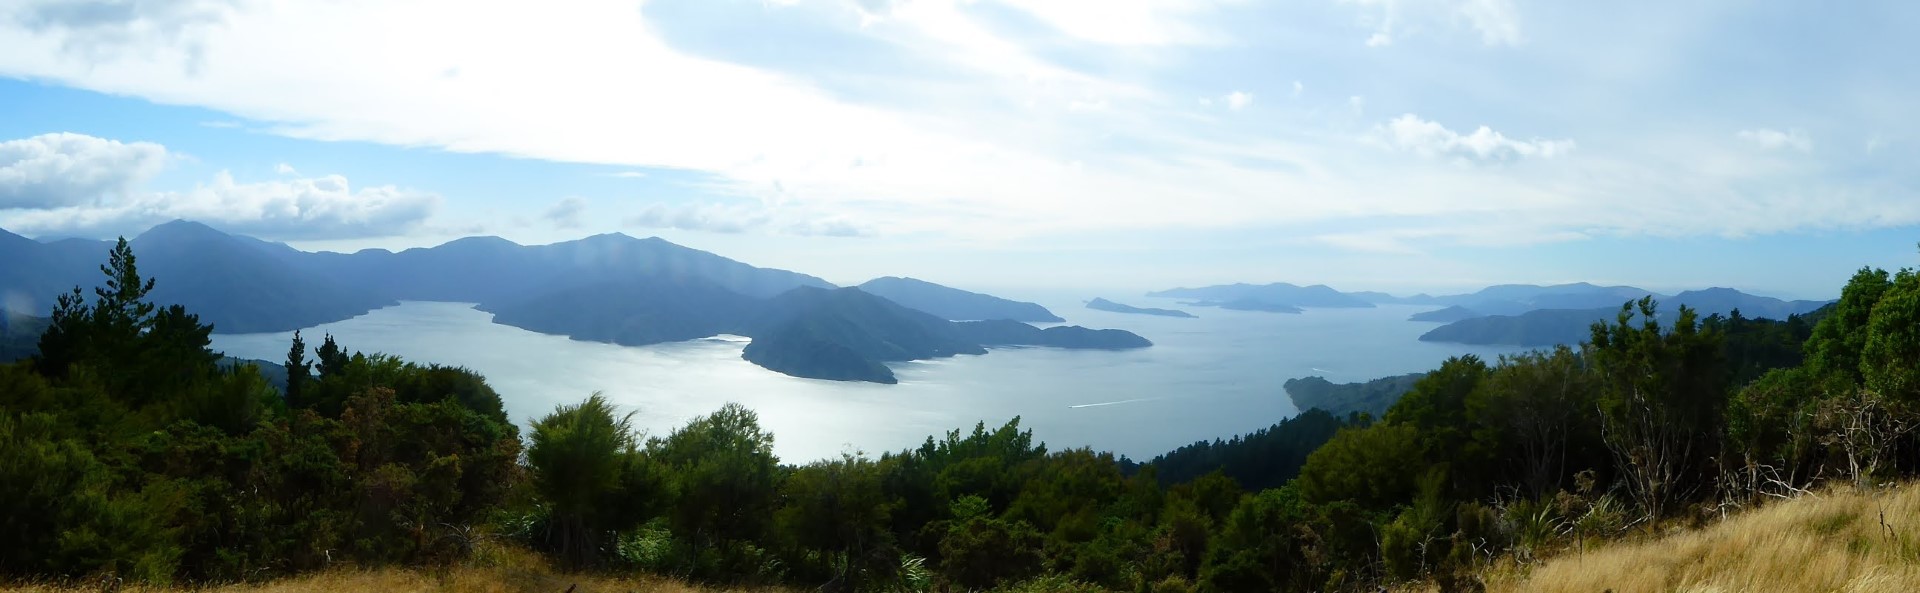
[5,239,1919,593]
[1086,297,1196,318]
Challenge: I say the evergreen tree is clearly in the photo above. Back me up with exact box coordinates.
[285,330,312,407]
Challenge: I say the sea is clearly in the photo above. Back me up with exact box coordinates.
[209,296,1531,464]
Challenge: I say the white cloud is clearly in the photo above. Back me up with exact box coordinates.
[1377,114,1574,161]
[1456,0,1521,46]
[606,171,649,179]
[0,132,438,239]
[274,162,298,175]
[1343,0,1521,47]
[0,132,168,209]
[0,0,1911,264]
[1225,91,1253,110]
[1291,80,1303,97]
[544,196,587,229]
[991,0,1227,46]
[625,201,873,237]
[1737,128,1812,152]
[626,202,773,234]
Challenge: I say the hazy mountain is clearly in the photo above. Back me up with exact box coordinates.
[742,287,987,383]
[1194,299,1303,314]
[1086,297,1195,318]
[855,277,1063,322]
[332,232,835,304]
[0,221,833,334]
[481,277,764,346]
[1350,291,1442,305]
[1670,288,1829,320]
[129,221,398,333]
[951,319,1153,349]
[1420,288,1835,347]
[741,287,1150,383]
[1148,282,1374,308]
[1408,305,1480,323]
[1,310,47,363]
[1417,308,1619,347]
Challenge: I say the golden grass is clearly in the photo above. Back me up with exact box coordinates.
[1486,482,1920,593]
[0,544,792,593]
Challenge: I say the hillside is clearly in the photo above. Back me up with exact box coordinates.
[856,276,1063,322]
[1486,484,1920,593]
[741,288,1149,382]
[0,222,831,334]
[1407,305,1479,323]
[1283,373,1425,418]
[480,277,763,346]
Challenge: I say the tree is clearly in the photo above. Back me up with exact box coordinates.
[1468,347,1594,498]
[35,238,157,380]
[1862,269,1920,403]
[1807,267,1892,383]
[650,402,780,578]
[777,454,899,591]
[285,331,312,408]
[526,393,650,568]
[1589,297,1728,524]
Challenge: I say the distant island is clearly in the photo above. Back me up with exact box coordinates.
[1188,299,1302,314]
[1409,305,1480,323]
[1086,297,1195,318]
[1149,282,1374,309]
[1283,373,1426,418]
[856,277,1063,322]
[1420,290,1834,347]
[1417,308,1624,347]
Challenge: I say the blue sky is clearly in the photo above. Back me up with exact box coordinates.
[0,0,1915,299]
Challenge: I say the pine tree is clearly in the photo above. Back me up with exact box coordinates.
[285,330,312,407]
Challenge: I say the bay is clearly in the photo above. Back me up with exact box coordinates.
[210,298,1530,463]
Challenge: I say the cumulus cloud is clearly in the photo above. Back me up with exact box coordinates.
[1377,114,1574,161]
[544,196,587,229]
[1737,128,1812,152]
[0,132,437,239]
[0,132,169,209]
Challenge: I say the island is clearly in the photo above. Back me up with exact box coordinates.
[856,276,1063,322]
[1409,305,1480,323]
[1189,299,1303,314]
[1283,373,1426,418]
[1086,297,1196,318]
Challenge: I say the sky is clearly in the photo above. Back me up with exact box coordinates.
[0,0,1916,299]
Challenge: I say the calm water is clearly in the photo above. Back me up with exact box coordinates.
[210,298,1529,463]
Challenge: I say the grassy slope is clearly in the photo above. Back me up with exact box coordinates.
[1487,482,1920,593]
[1,545,791,593]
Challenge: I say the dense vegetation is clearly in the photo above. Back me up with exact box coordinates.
[5,239,1917,593]
[1283,373,1425,418]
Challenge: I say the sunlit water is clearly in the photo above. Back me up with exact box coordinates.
[210,298,1529,463]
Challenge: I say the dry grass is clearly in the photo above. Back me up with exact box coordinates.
[1486,482,1920,593]
[0,543,792,593]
